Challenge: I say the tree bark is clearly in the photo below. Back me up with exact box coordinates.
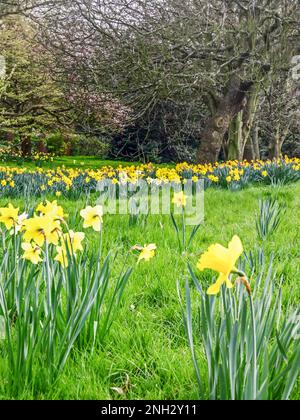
[196,76,253,163]
[21,137,32,156]
[268,124,291,160]
[227,111,243,160]
[227,86,258,161]
[252,125,260,160]
[240,89,258,160]
[268,126,283,159]
[243,124,260,161]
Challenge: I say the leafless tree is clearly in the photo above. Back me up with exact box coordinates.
[32,0,300,161]
[0,1,59,18]
[259,74,299,159]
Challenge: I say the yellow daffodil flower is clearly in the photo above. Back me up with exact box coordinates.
[172,191,187,208]
[21,242,42,265]
[22,215,61,247]
[36,200,65,220]
[137,244,157,262]
[10,212,28,235]
[80,205,103,232]
[197,235,243,295]
[55,231,84,267]
[63,230,85,253]
[55,246,68,268]
[0,204,19,230]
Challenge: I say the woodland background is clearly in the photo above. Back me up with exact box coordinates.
[0,0,299,163]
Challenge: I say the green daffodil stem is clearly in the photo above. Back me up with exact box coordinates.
[182,207,186,251]
[233,270,257,399]
[97,223,103,273]
[249,293,257,400]
[45,239,52,318]
[11,224,18,310]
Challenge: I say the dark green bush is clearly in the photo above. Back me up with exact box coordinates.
[68,136,110,157]
[45,132,66,155]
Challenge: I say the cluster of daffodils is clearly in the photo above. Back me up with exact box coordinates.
[1,156,300,198]
[0,201,104,268]
[0,200,155,266]
[0,147,54,164]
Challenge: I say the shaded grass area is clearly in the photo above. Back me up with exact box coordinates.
[0,182,299,399]
[0,156,172,170]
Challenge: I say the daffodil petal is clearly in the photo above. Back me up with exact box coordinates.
[226,278,234,289]
[197,243,230,273]
[228,235,243,262]
[207,282,222,295]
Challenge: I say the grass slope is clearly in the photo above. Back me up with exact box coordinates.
[0,182,299,399]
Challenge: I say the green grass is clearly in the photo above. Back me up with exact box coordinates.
[0,156,174,170]
[0,182,299,399]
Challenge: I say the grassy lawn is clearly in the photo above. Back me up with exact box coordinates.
[0,156,171,170]
[0,181,299,400]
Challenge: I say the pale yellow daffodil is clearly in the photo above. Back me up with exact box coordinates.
[80,205,103,232]
[172,191,187,208]
[137,244,157,263]
[21,242,42,265]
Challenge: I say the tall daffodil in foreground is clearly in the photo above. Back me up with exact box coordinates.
[80,205,103,231]
[197,235,243,295]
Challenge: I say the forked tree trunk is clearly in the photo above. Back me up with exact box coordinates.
[243,124,260,161]
[196,76,254,163]
[268,124,290,159]
[269,128,283,159]
[227,87,259,161]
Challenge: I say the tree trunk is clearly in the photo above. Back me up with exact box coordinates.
[269,126,283,159]
[21,137,32,156]
[227,86,258,161]
[269,141,282,159]
[252,125,260,160]
[37,140,47,153]
[243,136,255,161]
[240,89,258,160]
[196,76,254,163]
[228,111,243,160]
